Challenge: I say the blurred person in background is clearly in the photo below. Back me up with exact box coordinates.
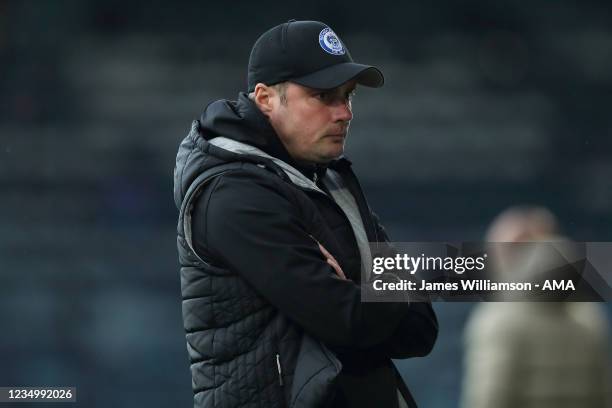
[461,206,610,408]
[173,20,438,407]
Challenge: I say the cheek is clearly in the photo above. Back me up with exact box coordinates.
[288,108,326,139]
[301,109,331,136]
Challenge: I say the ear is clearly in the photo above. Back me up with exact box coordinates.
[253,83,275,116]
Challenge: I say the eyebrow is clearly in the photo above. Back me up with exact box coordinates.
[315,86,356,94]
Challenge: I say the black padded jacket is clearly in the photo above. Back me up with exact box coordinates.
[173,93,438,407]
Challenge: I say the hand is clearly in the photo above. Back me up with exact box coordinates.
[317,242,347,280]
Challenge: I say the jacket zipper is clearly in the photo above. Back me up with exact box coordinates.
[275,353,283,386]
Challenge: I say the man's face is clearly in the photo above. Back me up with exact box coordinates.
[267,80,356,164]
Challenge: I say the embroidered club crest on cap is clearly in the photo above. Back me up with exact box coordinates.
[318,27,345,55]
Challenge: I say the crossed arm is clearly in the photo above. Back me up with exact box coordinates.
[192,169,437,356]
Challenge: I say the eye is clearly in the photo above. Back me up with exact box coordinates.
[314,89,355,104]
[316,91,332,101]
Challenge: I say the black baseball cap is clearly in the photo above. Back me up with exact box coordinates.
[247,20,384,92]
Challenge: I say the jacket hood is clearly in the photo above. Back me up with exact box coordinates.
[198,92,296,165]
[174,92,329,209]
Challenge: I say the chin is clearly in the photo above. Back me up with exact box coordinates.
[320,150,344,163]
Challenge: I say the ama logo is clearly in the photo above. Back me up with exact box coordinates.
[542,280,575,291]
[319,28,345,55]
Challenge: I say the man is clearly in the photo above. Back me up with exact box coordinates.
[461,207,610,408]
[173,20,438,408]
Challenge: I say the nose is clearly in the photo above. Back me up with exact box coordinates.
[332,100,353,123]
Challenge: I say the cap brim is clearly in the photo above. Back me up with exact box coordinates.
[290,62,384,90]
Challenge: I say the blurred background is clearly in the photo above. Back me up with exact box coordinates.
[1,0,611,406]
